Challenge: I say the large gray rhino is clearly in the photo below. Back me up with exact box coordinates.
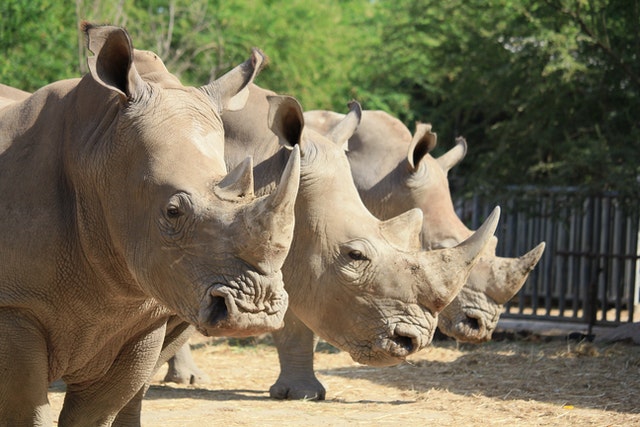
[222,91,499,400]
[0,24,301,425]
[216,84,498,398]
[305,109,546,343]
[126,51,500,403]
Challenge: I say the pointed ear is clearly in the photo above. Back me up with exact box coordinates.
[200,48,266,113]
[266,95,304,150]
[83,22,147,102]
[407,122,437,170]
[436,136,467,172]
[328,100,362,151]
[215,157,255,200]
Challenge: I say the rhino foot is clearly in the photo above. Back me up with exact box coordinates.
[163,343,211,385]
[269,378,326,401]
[163,364,211,385]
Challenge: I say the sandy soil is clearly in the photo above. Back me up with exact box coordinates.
[48,332,640,426]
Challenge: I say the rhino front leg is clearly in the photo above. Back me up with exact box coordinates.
[59,323,166,426]
[270,310,324,400]
[0,309,53,426]
[113,317,194,427]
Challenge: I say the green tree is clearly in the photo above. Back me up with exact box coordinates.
[1,1,77,91]
[359,0,639,204]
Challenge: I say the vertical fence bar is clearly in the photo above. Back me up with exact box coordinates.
[460,187,639,325]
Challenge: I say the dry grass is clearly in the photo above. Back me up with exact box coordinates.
[48,334,640,426]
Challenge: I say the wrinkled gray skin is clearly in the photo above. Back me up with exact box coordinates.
[305,109,546,343]
[159,80,501,401]
[0,25,301,426]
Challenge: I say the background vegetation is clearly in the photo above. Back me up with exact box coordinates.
[2,0,638,204]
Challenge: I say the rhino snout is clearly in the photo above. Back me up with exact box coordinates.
[196,272,289,338]
[441,304,500,343]
[381,324,426,359]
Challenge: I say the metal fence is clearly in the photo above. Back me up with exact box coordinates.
[457,187,640,327]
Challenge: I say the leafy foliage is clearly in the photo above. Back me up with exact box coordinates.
[1,0,637,202]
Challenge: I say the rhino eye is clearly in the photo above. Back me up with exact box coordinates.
[349,250,368,261]
[166,206,181,218]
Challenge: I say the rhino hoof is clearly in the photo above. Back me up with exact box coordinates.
[269,381,326,401]
[163,366,211,385]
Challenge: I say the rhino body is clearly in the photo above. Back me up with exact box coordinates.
[130,48,499,401]
[0,25,300,425]
[212,85,498,400]
[158,83,499,401]
[305,109,545,343]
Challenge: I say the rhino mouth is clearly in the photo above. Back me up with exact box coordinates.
[351,314,435,367]
[196,271,288,338]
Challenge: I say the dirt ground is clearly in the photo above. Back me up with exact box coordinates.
[48,329,640,426]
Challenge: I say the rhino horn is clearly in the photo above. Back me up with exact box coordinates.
[328,100,362,151]
[419,207,500,313]
[407,123,437,170]
[237,146,301,274]
[215,157,255,200]
[488,242,546,303]
[380,208,423,252]
[201,47,266,113]
[436,136,467,173]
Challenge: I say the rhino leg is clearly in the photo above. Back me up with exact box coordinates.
[113,317,194,427]
[163,342,211,385]
[270,310,324,400]
[0,310,53,425]
[60,323,167,426]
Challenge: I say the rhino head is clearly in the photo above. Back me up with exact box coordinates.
[318,111,546,343]
[420,132,546,342]
[267,96,498,366]
[74,24,299,337]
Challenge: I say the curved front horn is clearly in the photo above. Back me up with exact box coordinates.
[235,146,301,274]
[485,241,546,303]
[416,207,501,313]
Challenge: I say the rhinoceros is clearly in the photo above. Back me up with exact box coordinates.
[0,24,301,425]
[225,91,501,400]
[150,72,500,400]
[304,109,546,343]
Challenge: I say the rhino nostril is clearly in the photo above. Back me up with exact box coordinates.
[464,315,480,331]
[391,333,415,353]
[208,296,228,325]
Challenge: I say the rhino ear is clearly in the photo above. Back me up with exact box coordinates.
[328,100,362,151]
[83,22,147,102]
[266,95,304,150]
[201,48,266,113]
[215,156,255,200]
[436,136,467,173]
[407,122,437,170]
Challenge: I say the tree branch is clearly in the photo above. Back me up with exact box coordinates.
[543,0,640,90]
